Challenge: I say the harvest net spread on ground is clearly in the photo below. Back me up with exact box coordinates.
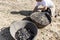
[0,0,60,40]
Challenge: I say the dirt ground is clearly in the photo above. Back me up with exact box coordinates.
[0,0,60,40]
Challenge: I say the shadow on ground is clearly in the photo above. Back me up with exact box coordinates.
[11,10,33,16]
[0,27,15,40]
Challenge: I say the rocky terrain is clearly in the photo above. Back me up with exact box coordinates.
[0,0,60,40]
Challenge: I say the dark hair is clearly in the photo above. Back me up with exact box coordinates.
[36,0,42,2]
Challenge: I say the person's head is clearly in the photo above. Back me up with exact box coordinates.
[36,0,42,2]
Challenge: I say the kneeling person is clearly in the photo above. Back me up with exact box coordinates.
[33,0,55,17]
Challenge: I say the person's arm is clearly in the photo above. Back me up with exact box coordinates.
[38,6,47,11]
[33,6,38,12]
[33,1,48,12]
[33,2,40,12]
[33,6,47,12]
